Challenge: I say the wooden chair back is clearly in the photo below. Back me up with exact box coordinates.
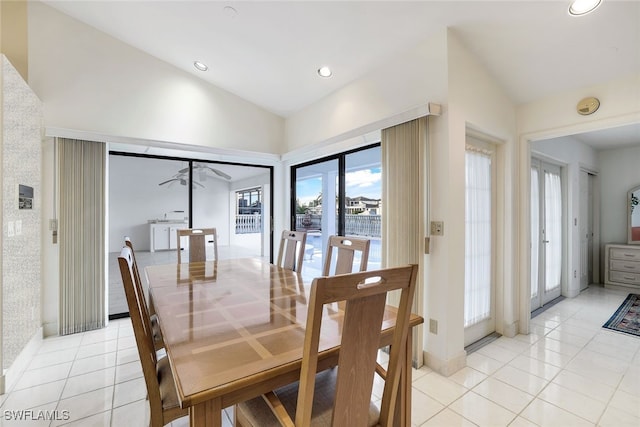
[124,237,150,318]
[322,235,370,276]
[177,228,218,263]
[295,264,419,426]
[125,237,164,350]
[276,230,307,273]
[118,247,188,426]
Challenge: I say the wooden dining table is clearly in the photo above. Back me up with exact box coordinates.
[146,258,423,427]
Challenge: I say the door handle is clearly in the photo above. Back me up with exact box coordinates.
[543,240,550,243]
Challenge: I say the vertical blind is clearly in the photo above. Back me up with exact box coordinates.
[464,148,493,328]
[381,116,427,367]
[58,138,106,335]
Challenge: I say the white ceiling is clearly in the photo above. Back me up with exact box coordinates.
[43,0,640,148]
[540,122,640,151]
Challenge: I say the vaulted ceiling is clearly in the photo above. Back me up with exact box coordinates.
[43,1,639,117]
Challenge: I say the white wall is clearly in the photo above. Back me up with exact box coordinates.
[532,138,599,296]
[27,2,285,155]
[599,145,640,248]
[428,30,517,373]
[2,56,43,367]
[285,31,448,152]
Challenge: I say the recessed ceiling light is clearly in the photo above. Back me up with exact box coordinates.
[568,0,602,16]
[223,6,238,18]
[193,61,208,72]
[317,66,332,78]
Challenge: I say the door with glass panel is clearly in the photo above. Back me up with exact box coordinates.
[531,159,563,311]
[464,141,496,346]
[292,157,339,279]
[292,145,381,280]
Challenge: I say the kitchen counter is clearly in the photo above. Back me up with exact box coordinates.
[149,221,188,252]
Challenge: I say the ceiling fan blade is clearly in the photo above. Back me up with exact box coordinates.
[210,168,232,180]
[194,181,205,188]
[178,167,189,174]
[159,179,179,186]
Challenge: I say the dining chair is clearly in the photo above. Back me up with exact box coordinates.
[177,227,218,263]
[276,230,307,273]
[118,246,190,427]
[322,235,371,276]
[124,237,164,351]
[235,264,419,427]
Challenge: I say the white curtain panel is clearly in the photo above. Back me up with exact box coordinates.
[58,138,106,335]
[464,149,492,328]
[545,171,562,291]
[530,167,540,299]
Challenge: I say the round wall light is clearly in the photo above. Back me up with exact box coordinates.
[576,97,600,115]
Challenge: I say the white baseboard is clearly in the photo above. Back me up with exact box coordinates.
[502,320,519,338]
[1,328,43,394]
[423,349,467,377]
[43,322,59,338]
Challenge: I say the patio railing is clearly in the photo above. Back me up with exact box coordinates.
[235,214,261,234]
[295,214,381,237]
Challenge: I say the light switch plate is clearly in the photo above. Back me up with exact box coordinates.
[15,220,22,235]
[7,221,14,237]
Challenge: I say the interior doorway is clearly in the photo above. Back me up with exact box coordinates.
[579,170,596,291]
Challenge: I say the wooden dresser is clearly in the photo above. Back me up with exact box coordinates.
[604,244,640,289]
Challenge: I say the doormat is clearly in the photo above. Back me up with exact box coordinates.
[603,293,640,337]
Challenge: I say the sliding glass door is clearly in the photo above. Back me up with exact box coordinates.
[108,152,272,318]
[292,145,381,280]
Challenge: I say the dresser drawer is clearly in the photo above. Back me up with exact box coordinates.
[609,270,640,285]
[610,259,640,274]
[609,247,640,261]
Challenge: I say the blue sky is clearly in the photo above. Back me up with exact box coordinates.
[296,167,381,205]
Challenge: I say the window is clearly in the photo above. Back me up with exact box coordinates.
[236,187,262,234]
[237,188,261,215]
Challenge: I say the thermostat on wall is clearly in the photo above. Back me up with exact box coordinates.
[18,184,33,210]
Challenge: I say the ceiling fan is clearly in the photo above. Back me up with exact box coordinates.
[158,162,231,188]
[158,176,205,189]
[177,163,232,181]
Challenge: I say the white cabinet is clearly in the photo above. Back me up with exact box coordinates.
[604,244,640,289]
[150,223,188,252]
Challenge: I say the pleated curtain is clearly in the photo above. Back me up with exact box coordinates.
[381,116,427,367]
[58,138,106,335]
[464,147,493,327]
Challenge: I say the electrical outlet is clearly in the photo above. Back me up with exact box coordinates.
[429,318,438,334]
[430,221,444,236]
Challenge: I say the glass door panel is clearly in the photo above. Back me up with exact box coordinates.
[464,146,495,346]
[191,162,271,261]
[108,155,189,317]
[531,159,563,311]
[294,158,339,280]
[345,146,382,271]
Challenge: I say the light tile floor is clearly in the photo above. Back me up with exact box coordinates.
[1,285,639,426]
